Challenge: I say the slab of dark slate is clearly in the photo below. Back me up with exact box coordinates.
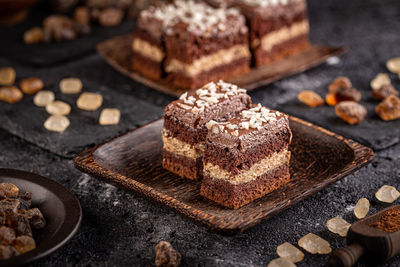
[0,2,135,67]
[0,57,163,158]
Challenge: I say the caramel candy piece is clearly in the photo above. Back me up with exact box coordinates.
[0,86,23,104]
[155,241,181,267]
[99,108,121,125]
[297,90,324,107]
[335,101,367,125]
[33,90,55,107]
[77,92,103,111]
[386,57,400,74]
[23,27,44,44]
[370,73,391,91]
[20,77,44,94]
[276,242,304,263]
[376,95,400,121]
[298,233,332,254]
[46,100,71,115]
[99,8,124,27]
[60,77,82,94]
[328,76,352,92]
[0,67,16,86]
[326,88,361,106]
[12,236,36,254]
[354,198,370,219]
[44,115,70,132]
[372,84,398,100]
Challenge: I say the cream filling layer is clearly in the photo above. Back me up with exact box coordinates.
[132,38,165,62]
[204,149,290,185]
[162,129,204,159]
[165,44,250,77]
[253,20,309,52]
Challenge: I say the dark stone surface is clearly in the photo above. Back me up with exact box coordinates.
[0,0,400,266]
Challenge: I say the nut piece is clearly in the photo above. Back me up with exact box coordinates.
[23,27,44,44]
[375,185,400,203]
[99,8,124,27]
[99,108,120,125]
[155,241,181,267]
[34,91,55,107]
[0,86,23,104]
[354,198,370,219]
[60,78,82,94]
[326,216,351,237]
[335,101,367,125]
[77,92,103,111]
[386,57,400,73]
[46,101,71,115]
[267,258,296,267]
[44,115,70,132]
[20,77,44,94]
[298,233,332,254]
[372,84,398,100]
[328,76,352,92]
[276,242,304,263]
[297,90,324,107]
[376,95,400,121]
[0,67,16,86]
[0,183,19,197]
[370,73,391,91]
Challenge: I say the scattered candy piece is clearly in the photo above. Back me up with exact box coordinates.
[20,77,44,94]
[326,216,351,237]
[326,88,361,106]
[386,57,400,74]
[33,91,55,107]
[60,78,82,94]
[0,183,19,197]
[372,84,398,100]
[99,108,120,125]
[77,92,103,111]
[375,185,400,203]
[46,100,71,115]
[155,241,181,267]
[23,27,44,44]
[370,73,391,91]
[354,198,370,219]
[99,8,124,27]
[44,115,70,132]
[12,236,36,254]
[0,67,16,86]
[268,258,296,267]
[376,95,400,121]
[335,101,367,125]
[276,242,304,263]
[298,233,332,254]
[0,86,23,104]
[297,90,324,107]
[328,77,352,92]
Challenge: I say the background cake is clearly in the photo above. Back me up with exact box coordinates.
[162,81,251,180]
[132,0,251,89]
[200,104,292,209]
[235,0,310,66]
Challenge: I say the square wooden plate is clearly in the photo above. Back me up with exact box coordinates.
[97,34,347,97]
[74,116,374,234]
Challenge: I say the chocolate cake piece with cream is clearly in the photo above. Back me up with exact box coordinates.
[200,104,292,209]
[132,0,251,88]
[162,81,251,180]
[235,0,310,66]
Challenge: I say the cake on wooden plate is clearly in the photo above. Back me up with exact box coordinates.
[162,81,252,180]
[132,0,251,89]
[200,104,292,209]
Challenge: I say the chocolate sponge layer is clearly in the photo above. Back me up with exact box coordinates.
[200,163,290,209]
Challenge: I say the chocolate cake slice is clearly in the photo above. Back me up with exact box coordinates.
[200,104,292,209]
[163,1,250,89]
[236,0,310,66]
[162,81,252,180]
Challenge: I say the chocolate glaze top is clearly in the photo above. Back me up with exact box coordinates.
[138,0,247,38]
[206,104,291,149]
[164,81,251,128]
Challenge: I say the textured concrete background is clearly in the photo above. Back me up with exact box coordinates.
[1,0,400,266]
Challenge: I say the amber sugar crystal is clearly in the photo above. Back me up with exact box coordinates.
[370,206,400,233]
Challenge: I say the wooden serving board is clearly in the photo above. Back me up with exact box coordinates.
[74,116,373,234]
[97,34,347,97]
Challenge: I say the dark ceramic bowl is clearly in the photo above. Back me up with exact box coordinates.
[0,168,82,266]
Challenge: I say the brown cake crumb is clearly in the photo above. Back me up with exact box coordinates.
[155,241,181,267]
